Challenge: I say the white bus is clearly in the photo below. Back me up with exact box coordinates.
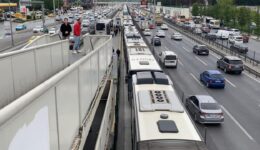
[131,71,208,150]
[95,19,113,35]
[209,19,220,29]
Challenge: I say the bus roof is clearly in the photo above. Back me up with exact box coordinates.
[128,55,162,72]
[133,83,202,142]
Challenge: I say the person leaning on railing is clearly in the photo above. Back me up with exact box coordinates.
[60,17,72,40]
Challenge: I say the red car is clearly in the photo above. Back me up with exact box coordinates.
[242,34,249,43]
[149,24,155,29]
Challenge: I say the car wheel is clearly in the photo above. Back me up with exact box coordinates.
[194,114,198,122]
[237,71,242,75]
[217,63,220,69]
[196,51,199,55]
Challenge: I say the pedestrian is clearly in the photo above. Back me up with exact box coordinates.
[60,18,72,40]
[73,17,82,54]
[116,49,120,58]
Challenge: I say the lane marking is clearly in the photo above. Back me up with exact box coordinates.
[190,73,203,86]
[220,105,255,141]
[210,53,221,59]
[242,72,260,84]
[195,56,208,66]
[182,46,190,53]
[164,46,170,51]
[225,78,237,88]
[178,60,184,66]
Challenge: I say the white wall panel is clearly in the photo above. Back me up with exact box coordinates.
[62,42,69,67]
[12,52,37,99]
[0,58,14,108]
[56,70,80,150]
[51,44,63,73]
[35,47,52,84]
[79,59,93,122]
[91,52,99,95]
[0,89,59,150]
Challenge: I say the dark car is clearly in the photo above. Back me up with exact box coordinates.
[230,44,248,54]
[200,70,225,88]
[193,45,209,55]
[151,36,161,46]
[186,95,224,124]
[205,33,217,41]
[217,56,244,74]
[242,34,249,43]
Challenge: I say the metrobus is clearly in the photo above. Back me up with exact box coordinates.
[95,19,113,35]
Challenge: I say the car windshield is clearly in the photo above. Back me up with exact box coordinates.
[236,37,243,40]
[198,45,207,49]
[229,60,243,64]
[210,73,223,79]
[200,103,220,110]
[165,55,176,60]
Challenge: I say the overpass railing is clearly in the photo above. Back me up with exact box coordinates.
[0,39,69,109]
[0,35,113,150]
[22,33,61,49]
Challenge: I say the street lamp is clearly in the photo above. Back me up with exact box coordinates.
[8,0,14,46]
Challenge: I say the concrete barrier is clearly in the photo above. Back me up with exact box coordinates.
[0,35,113,150]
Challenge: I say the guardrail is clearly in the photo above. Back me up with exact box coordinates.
[163,19,260,78]
[0,39,69,109]
[0,35,113,150]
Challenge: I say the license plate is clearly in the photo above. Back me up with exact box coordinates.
[207,114,219,118]
[215,80,221,83]
[235,65,240,68]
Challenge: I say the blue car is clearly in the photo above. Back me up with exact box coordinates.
[16,24,27,31]
[200,70,225,88]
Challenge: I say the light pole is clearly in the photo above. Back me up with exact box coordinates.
[153,0,156,27]
[8,0,14,46]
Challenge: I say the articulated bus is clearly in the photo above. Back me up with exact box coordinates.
[95,19,113,35]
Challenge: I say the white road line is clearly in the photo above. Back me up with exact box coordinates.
[220,105,255,141]
[242,72,260,84]
[164,46,170,51]
[225,78,237,88]
[190,73,203,86]
[210,53,221,59]
[178,60,184,66]
[195,56,208,66]
[182,46,190,53]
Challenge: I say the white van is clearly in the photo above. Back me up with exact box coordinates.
[209,19,220,29]
[159,51,178,68]
[216,30,230,39]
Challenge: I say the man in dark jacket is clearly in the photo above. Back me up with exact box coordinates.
[60,18,72,39]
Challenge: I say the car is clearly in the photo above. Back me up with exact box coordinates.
[201,26,210,33]
[217,56,244,74]
[185,95,224,124]
[15,24,27,31]
[171,32,182,40]
[149,24,155,29]
[156,30,166,37]
[151,36,161,46]
[33,26,43,33]
[82,19,90,27]
[230,44,248,54]
[205,32,217,41]
[242,33,249,43]
[228,35,243,44]
[200,70,225,88]
[228,28,240,35]
[55,15,62,21]
[215,30,230,39]
[193,45,209,55]
[193,28,202,34]
[68,17,74,24]
[160,24,168,30]
[49,27,56,34]
[143,29,151,36]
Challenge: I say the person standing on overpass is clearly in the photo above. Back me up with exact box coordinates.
[73,17,82,54]
[60,18,72,39]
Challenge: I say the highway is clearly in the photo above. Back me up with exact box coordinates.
[140,22,260,150]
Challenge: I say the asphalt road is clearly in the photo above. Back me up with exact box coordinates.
[140,22,260,150]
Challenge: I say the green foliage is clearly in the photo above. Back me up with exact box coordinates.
[255,7,260,37]
[192,3,200,16]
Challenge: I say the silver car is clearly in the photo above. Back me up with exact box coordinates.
[185,95,224,124]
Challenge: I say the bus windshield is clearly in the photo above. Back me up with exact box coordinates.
[96,23,105,30]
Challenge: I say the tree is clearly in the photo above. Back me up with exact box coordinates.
[192,3,200,16]
[255,7,260,38]
[237,7,251,31]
